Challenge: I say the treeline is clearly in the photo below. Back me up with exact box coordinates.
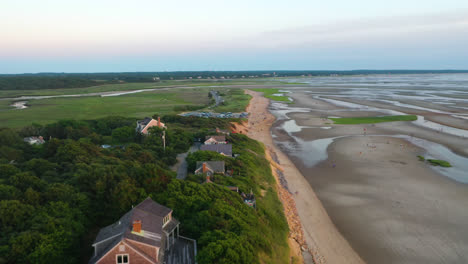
[3,70,468,90]
[0,76,104,91]
[0,115,288,263]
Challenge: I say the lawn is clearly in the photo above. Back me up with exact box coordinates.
[330,115,417,124]
[0,89,210,128]
[251,88,291,102]
[211,88,252,112]
[0,79,264,98]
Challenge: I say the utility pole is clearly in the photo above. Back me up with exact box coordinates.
[162,130,166,151]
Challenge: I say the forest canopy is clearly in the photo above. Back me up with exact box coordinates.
[0,115,288,264]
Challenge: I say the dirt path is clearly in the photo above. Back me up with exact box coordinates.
[233,90,365,264]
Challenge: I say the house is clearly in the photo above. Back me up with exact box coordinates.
[204,135,226,145]
[23,136,45,145]
[89,197,196,264]
[136,117,166,135]
[200,144,232,157]
[195,161,225,176]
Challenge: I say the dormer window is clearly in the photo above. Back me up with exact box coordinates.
[163,214,171,226]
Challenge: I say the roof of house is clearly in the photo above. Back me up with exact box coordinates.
[137,117,152,126]
[205,135,226,142]
[89,197,176,264]
[200,144,232,156]
[23,136,45,144]
[195,161,225,173]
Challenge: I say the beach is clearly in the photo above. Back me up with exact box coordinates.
[235,90,364,264]
[262,75,468,264]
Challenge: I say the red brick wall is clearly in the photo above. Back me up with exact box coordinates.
[97,241,155,264]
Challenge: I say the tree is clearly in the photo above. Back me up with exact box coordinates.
[0,200,34,232]
[111,126,135,143]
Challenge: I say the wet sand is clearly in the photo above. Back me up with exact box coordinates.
[292,136,468,264]
[240,90,364,264]
[270,88,468,263]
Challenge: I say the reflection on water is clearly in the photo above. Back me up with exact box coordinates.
[315,96,468,138]
[413,116,468,138]
[279,133,468,184]
[11,101,28,109]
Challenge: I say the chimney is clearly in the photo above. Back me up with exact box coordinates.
[202,163,207,173]
[133,220,142,233]
[157,117,161,127]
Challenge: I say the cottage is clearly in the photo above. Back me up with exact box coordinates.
[200,144,232,157]
[136,117,166,135]
[195,161,225,176]
[89,198,195,264]
[204,135,226,145]
[23,136,45,145]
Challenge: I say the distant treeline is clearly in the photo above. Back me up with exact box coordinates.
[0,76,103,90]
[1,70,468,90]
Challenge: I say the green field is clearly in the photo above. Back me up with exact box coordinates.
[251,88,291,102]
[0,86,256,128]
[0,89,210,128]
[330,115,417,124]
[0,80,293,129]
[0,79,266,98]
[212,88,251,112]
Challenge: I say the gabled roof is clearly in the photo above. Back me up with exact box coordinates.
[89,197,175,264]
[204,135,226,142]
[137,117,152,126]
[195,161,225,173]
[200,144,232,156]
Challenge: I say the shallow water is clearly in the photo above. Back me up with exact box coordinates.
[10,101,28,109]
[279,133,468,183]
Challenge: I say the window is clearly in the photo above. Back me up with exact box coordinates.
[116,254,129,264]
[163,214,171,225]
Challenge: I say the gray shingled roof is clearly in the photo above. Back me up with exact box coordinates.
[137,117,152,126]
[195,161,225,173]
[200,144,232,156]
[89,197,175,264]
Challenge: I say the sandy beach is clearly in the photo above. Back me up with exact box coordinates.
[265,85,468,264]
[295,135,468,264]
[236,90,365,264]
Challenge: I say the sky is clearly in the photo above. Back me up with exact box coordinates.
[1,0,468,73]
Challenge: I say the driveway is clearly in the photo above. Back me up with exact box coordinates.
[172,143,200,179]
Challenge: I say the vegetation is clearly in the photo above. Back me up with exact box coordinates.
[0,89,210,128]
[427,159,452,167]
[417,155,425,161]
[0,115,289,264]
[212,88,252,112]
[251,88,291,102]
[0,76,103,91]
[330,115,417,124]
[3,70,468,90]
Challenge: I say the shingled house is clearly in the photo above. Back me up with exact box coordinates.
[204,135,226,145]
[200,144,232,157]
[89,198,196,264]
[195,161,225,176]
[136,117,166,135]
